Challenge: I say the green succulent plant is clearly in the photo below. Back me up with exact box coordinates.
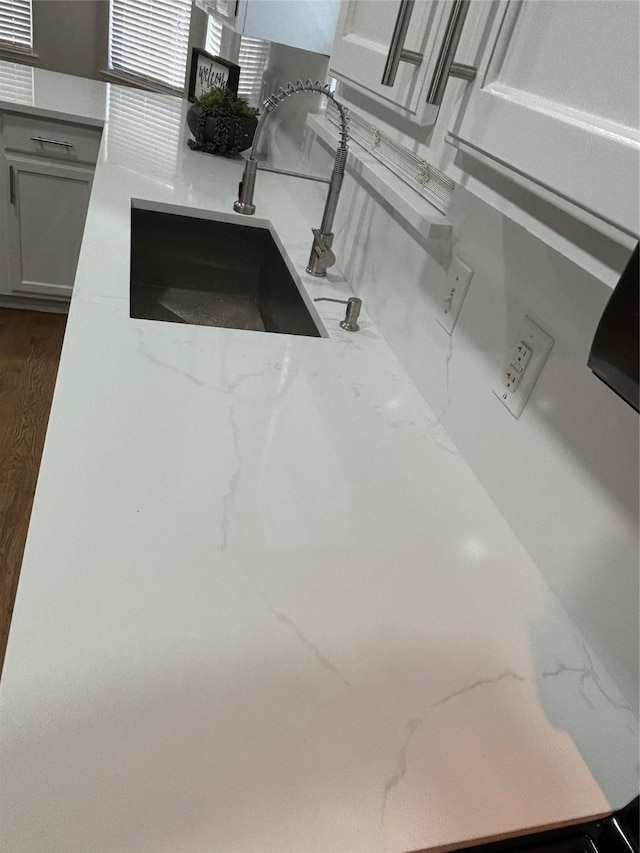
[188,86,259,157]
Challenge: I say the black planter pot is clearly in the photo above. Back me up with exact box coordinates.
[187,103,258,154]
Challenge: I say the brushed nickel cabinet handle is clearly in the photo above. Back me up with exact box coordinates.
[30,136,74,147]
[381,0,424,87]
[9,165,15,204]
[426,0,477,106]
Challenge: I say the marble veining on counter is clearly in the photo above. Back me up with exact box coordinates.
[0,61,637,853]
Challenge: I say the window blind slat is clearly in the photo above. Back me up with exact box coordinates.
[0,10,30,23]
[109,0,191,92]
[0,0,32,50]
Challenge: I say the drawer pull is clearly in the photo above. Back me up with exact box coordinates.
[381,0,424,87]
[29,136,75,148]
[9,165,15,204]
[425,0,477,106]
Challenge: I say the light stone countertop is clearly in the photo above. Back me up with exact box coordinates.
[0,61,637,853]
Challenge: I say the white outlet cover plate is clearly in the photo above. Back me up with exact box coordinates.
[436,256,473,335]
[493,316,554,418]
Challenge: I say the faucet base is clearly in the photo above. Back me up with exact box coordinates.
[233,200,256,215]
[305,264,327,277]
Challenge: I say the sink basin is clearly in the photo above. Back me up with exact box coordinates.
[129,201,324,338]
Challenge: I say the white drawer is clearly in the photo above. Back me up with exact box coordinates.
[2,112,102,165]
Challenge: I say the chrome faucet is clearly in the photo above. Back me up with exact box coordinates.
[233,80,350,277]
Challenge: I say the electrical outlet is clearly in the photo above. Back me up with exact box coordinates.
[503,342,532,391]
[436,256,473,335]
[494,317,553,418]
[505,364,522,391]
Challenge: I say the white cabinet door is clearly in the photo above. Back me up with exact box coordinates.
[329,0,450,123]
[5,155,93,300]
[451,0,640,237]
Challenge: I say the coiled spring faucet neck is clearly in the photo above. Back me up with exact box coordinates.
[233,79,350,278]
[252,79,349,158]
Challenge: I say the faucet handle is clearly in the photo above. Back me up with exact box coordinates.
[308,229,336,273]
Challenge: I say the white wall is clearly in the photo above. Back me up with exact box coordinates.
[32,0,201,90]
[32,0,108,81]
[25,1,330,119]
[306,131,639,710]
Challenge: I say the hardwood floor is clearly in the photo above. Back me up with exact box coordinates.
[0,308,66,677]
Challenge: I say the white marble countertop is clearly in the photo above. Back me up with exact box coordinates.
[0,61,637,853]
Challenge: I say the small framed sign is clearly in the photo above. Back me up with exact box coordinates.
[188,48,240,102]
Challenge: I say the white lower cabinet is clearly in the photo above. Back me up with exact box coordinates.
[0,111,100,304]
[4,155,93,300]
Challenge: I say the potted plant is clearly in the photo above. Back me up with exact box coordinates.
[187,87,259,158]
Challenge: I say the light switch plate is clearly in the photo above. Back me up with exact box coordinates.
[436,256,473,335]
[493,317,554,418]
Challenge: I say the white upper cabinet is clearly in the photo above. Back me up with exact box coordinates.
[451,0,640,237]
[329,0,486,126]
[328,0,639,241]
[197,0,341,55]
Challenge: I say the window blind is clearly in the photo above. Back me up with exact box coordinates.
[205,14,223,55]
[205,15,269,107]
[109,0,192,93]
[237,35,269,107]
[0,0,33,53]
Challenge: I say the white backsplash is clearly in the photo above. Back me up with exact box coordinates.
[304,131,639,710]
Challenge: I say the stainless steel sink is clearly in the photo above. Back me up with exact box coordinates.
[130,201,324,338]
